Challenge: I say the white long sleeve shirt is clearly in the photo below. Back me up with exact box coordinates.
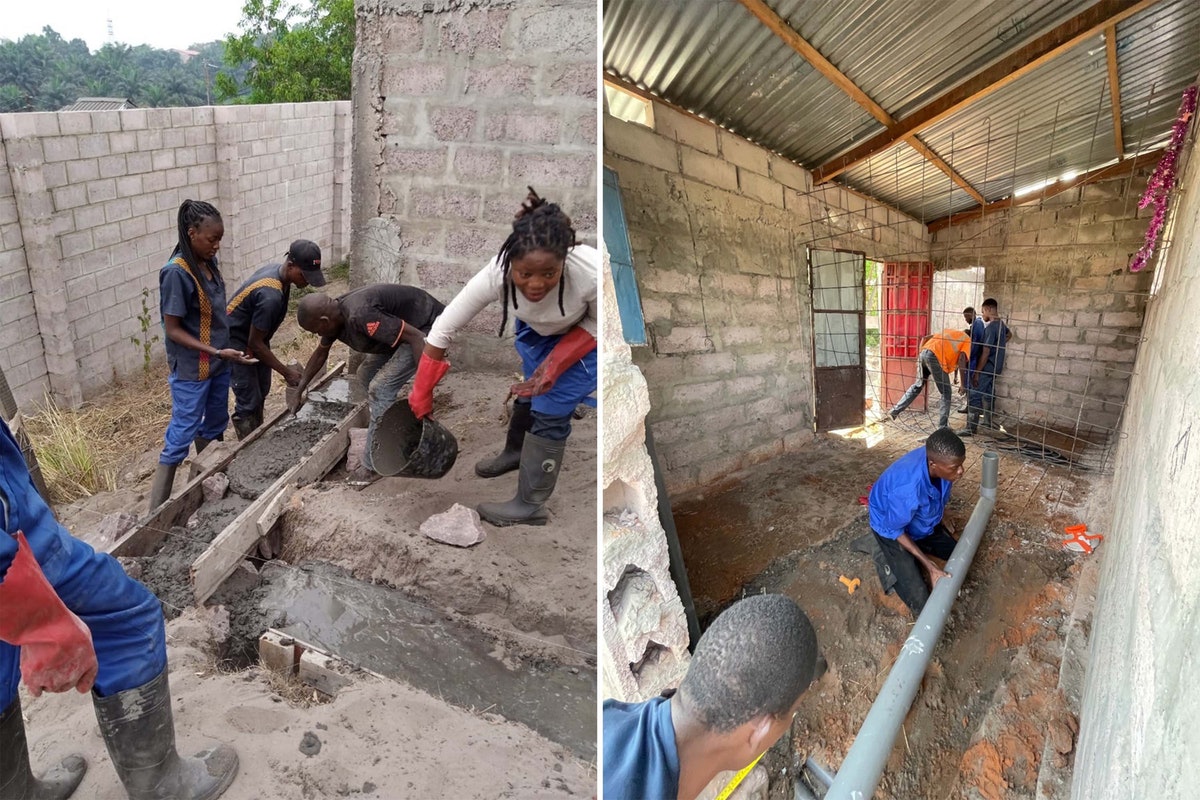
[425,244,599,349]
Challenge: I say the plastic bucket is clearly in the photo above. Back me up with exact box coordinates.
[369,399,458,479]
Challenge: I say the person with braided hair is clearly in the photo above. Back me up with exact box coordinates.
[408,187,598,527]
[149,200,257,512]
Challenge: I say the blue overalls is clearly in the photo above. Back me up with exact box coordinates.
[514,321,598,441]
[0,420,165,708]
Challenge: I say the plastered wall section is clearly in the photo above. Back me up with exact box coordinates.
[604,103,930,496]
[0,103,351,409]
[1070,124,1199,798]
[351,0,596,364]
[601,245,690,702]
[931,169,1154,442]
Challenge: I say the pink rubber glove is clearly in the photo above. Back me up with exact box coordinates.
[0,533,98,696]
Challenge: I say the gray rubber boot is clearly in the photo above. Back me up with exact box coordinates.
[477,433,564,527]
[961,408,979,436]
[474,402,533,478]
[0,698,86,800]
[148,464,177,512]
[93,669,238,800]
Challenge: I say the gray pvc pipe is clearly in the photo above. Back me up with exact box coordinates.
[824,451,999,800]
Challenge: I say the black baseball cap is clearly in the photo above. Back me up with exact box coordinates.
[287,240,325,287]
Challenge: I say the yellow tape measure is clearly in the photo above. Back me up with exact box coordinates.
[713,752,764,800]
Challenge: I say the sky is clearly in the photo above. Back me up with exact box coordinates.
[2,0,249,52]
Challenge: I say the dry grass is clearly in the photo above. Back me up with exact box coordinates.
[24,368,173,503]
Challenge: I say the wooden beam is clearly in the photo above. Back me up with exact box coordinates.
[926,147,1162,232]
[109,362,348,558]
[814,0,1162,184]
[190,400,367,605]
[734,0,986,207]
[1105,24,1125,156]
[735,0,892,126]
[905,138,988,205]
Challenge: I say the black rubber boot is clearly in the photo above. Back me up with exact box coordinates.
[193,437,215,454]
[148,464,177,512]
[93,669,238,800]
[0,697,86,800]
[477,433,564,527]
[231,416,257,441]
[961,408,979,437]
[474,402,533,478]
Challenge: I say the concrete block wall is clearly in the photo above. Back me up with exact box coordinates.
[601,246,690,702]
[1071,116,1199,799]
[351,0,596,361]
[932,169,1154,442]
[0,103,351,409]
[604,102,930,495]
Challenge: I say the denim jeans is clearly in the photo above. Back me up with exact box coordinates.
[891,349,954,427]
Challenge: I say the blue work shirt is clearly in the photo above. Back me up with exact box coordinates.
[868,446,952,541]
[0,419,69,577]
[603,696,680,800]
[160,253,230,382]
[226,263,289,352]
[980,319,1009,375]
[967,317,986,373]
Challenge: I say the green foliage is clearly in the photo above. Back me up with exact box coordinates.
[0,27,233,111]
[130,287,160,372]
[218,0,354,104]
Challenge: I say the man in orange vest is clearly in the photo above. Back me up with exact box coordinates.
[887,328,970,428]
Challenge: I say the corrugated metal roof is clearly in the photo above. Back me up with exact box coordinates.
[604,0,1200,223]
[59,97,137,112]
[603,0,881,166]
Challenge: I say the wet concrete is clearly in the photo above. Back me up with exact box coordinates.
[137,494,253,618]
[226,385,351,498]
[252,562,596,759]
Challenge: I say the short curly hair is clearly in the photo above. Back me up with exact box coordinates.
[679,595,821,733]
[926,427,966,461]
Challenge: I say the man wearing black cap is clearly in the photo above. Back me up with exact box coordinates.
[226,239,326,439]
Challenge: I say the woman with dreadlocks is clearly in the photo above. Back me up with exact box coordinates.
[149,200,256,511]
[408,188,598,527]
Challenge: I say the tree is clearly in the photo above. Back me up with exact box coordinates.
[217,0,353,103]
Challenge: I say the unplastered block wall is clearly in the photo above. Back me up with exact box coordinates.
[351,0,596,363]
[601,246,690,701]
[932,169,1154,441]
[604,102,930,495]
[1071,128,1198,799]
[0,103,351,409]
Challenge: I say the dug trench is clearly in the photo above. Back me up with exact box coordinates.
[122,370,598,762]
[672,422,1102,800]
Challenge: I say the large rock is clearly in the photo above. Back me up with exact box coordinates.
[86,512,136,548]
[346,427,369,474]
[419,503,487,547]
[202,472,229,503]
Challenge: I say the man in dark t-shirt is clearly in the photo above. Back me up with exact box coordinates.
[964,297,1014,435]
[293,284,445,471]
[226,240,327,439]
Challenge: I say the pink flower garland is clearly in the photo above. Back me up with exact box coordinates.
[1129,84,1197,272]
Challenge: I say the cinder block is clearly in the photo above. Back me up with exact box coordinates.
[1100,311,1141,328]
[298,649,353,696]
[484,110,561,144]
[60,230,93,258]
[42,137,80,163]
[680,147,737,192]
[719,131,770,175]
[428,106,477,141]
[684,351,736,378]
[739,169,783,207]
[511,153,594,188]
[544,62,597,100]
[452,147,502,182]
[605,117,678,173]
[98,154,127,179]
[465,63,531,97]
[52,184,88,211]
[656,326,712,355]
[654,105,718,155]
[87,179,117,205]
[258,630,298,675]
[78,134,109,159]
[58,113,92,135]
[91,112,120,133]
[73,203,106,230]
[769,154,810,192]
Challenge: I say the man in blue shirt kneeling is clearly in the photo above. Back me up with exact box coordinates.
[868,427,967,616]
[602,594,826,800]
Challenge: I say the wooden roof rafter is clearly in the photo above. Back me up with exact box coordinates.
[1105,24,1126,156]
[925,147,1163,233]
[735,0,986,205]
[813,0,1163,185]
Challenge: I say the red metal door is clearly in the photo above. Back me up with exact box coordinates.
[881,262,933,411]
[809,249,866,431]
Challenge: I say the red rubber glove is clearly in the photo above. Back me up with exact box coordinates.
[0,533,98,697]
[408,354,451,419]
[511,326,596,398]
